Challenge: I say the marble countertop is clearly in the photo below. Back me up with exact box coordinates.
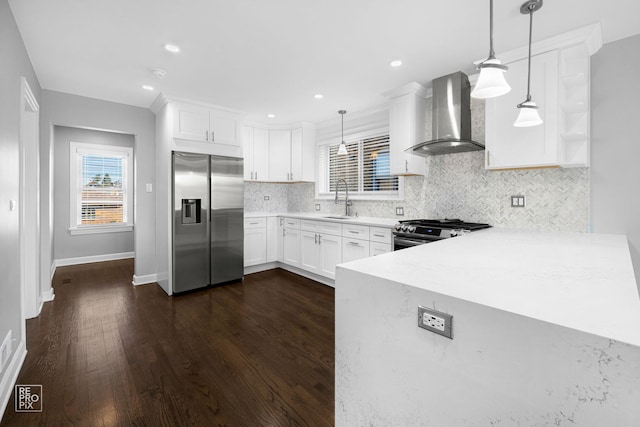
[244,212,398,228]
[338,227,640,346]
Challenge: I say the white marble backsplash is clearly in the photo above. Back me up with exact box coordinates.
[245,156,589,232]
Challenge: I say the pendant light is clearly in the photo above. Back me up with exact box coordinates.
[471,0,511,99]
[514,0,544,127]
[337,110,348,155]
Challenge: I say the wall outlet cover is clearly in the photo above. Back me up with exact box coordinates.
[395,207,404,216]
[418,306,453,339]
[315,204,321,211]
[264,195,270,201]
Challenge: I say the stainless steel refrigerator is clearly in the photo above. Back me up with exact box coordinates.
[172,151,243,293]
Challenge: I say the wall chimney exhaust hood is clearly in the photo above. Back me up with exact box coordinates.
[406,71,484,156]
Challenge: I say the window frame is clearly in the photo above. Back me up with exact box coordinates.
[316,132,403,201]
[68,142,134,235]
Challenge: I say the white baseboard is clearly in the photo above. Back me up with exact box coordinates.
[0,339,27,421]
[42,289,55,303]
[55,251,134,268]
[245,262,335,288]
[132,273,158,286]
[244,262,278,275]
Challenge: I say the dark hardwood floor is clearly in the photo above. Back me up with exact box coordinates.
[1,260,335,426]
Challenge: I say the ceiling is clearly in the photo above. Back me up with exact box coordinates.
[9,0,640,126]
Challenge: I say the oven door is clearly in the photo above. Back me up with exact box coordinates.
[393,236,432,251]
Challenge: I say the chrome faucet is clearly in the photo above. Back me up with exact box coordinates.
[335,178,352,216]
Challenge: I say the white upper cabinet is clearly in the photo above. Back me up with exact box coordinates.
[485,50,559,170]
[243,123,316,182]
[384,82,428,176]
[290,125,316,182]
[173,101,242,147]
[268,130,292,182]
[243,126,269,181]
[483,24,602,170]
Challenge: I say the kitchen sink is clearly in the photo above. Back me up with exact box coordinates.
[323,215,353,220]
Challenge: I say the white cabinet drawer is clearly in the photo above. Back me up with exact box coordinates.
[343,224,369,239]
[370,242,392,256]
[301,219,320,232]
[301,219,342,236]
[283,217,301,229]
[244,217,266,229]
[370,227,392,244]
[319,221,342,236]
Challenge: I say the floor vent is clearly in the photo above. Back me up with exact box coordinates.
[62,278,71,284]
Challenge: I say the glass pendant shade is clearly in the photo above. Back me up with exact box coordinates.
[337,109,348,155]
[514,101,543,127]
[471,59,511,99]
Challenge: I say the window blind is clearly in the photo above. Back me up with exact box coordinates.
[320,134,398,195]
[79,154,127,225]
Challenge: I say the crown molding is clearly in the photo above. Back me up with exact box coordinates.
[149,92,247,116]
[382,81,429,99]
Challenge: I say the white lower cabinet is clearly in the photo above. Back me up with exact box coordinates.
[248,215,393,278]
[283,218,301,267]
[266,216,279,263]
[342,238,370,263]
[244,218,267,267]
[299,220,343,280]
[370,241,392,256]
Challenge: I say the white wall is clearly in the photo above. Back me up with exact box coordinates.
[52,126,135,261]
[0,0,41,416]
[40,90,156,284]
[590,33,640,289]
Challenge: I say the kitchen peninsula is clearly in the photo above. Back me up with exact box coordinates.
[335,228,640,426]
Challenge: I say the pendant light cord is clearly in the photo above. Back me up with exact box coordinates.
[525,6,534,102]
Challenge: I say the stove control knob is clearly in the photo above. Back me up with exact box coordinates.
[401,225,408,232]
[394,224,402,232]
[408,225,416,233]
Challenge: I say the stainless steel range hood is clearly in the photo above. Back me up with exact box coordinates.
[406,71,484,156]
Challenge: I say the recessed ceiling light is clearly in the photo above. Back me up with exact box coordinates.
[314,94,324,99]
[142,85,154,91]
[267,114,275,118]
[390,60,403,67]
[164,44,180,53]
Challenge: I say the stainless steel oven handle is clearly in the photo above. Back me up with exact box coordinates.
[393,237,428,247]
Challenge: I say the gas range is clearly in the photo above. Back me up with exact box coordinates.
[393,219,492,250]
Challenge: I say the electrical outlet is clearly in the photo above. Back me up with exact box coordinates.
[264,195,270,201]
[510,195,525,207]
[418,306,453,339]
[315,204,321,211]
[395,207,404,216]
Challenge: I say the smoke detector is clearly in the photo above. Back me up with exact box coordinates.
[151,68,167,79]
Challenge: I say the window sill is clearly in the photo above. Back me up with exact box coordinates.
[69,225,134,235]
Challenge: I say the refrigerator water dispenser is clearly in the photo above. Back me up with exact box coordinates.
[181,199,201,224]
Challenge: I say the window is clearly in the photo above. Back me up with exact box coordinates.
[319,134,399,198]
[69,142,133,234]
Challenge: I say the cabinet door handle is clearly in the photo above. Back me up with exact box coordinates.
[211,131,215,142]
[405,159,409,172]
[249,222,259,225]
[205,130,209,141]
[290,172,293,181]
[315,233,318,244]
[373,233,385,238]
[255,172,258,180]
[348,241,360,247]
[318,234,322,244]
[348,230,359,234]
[283,228,286,237]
